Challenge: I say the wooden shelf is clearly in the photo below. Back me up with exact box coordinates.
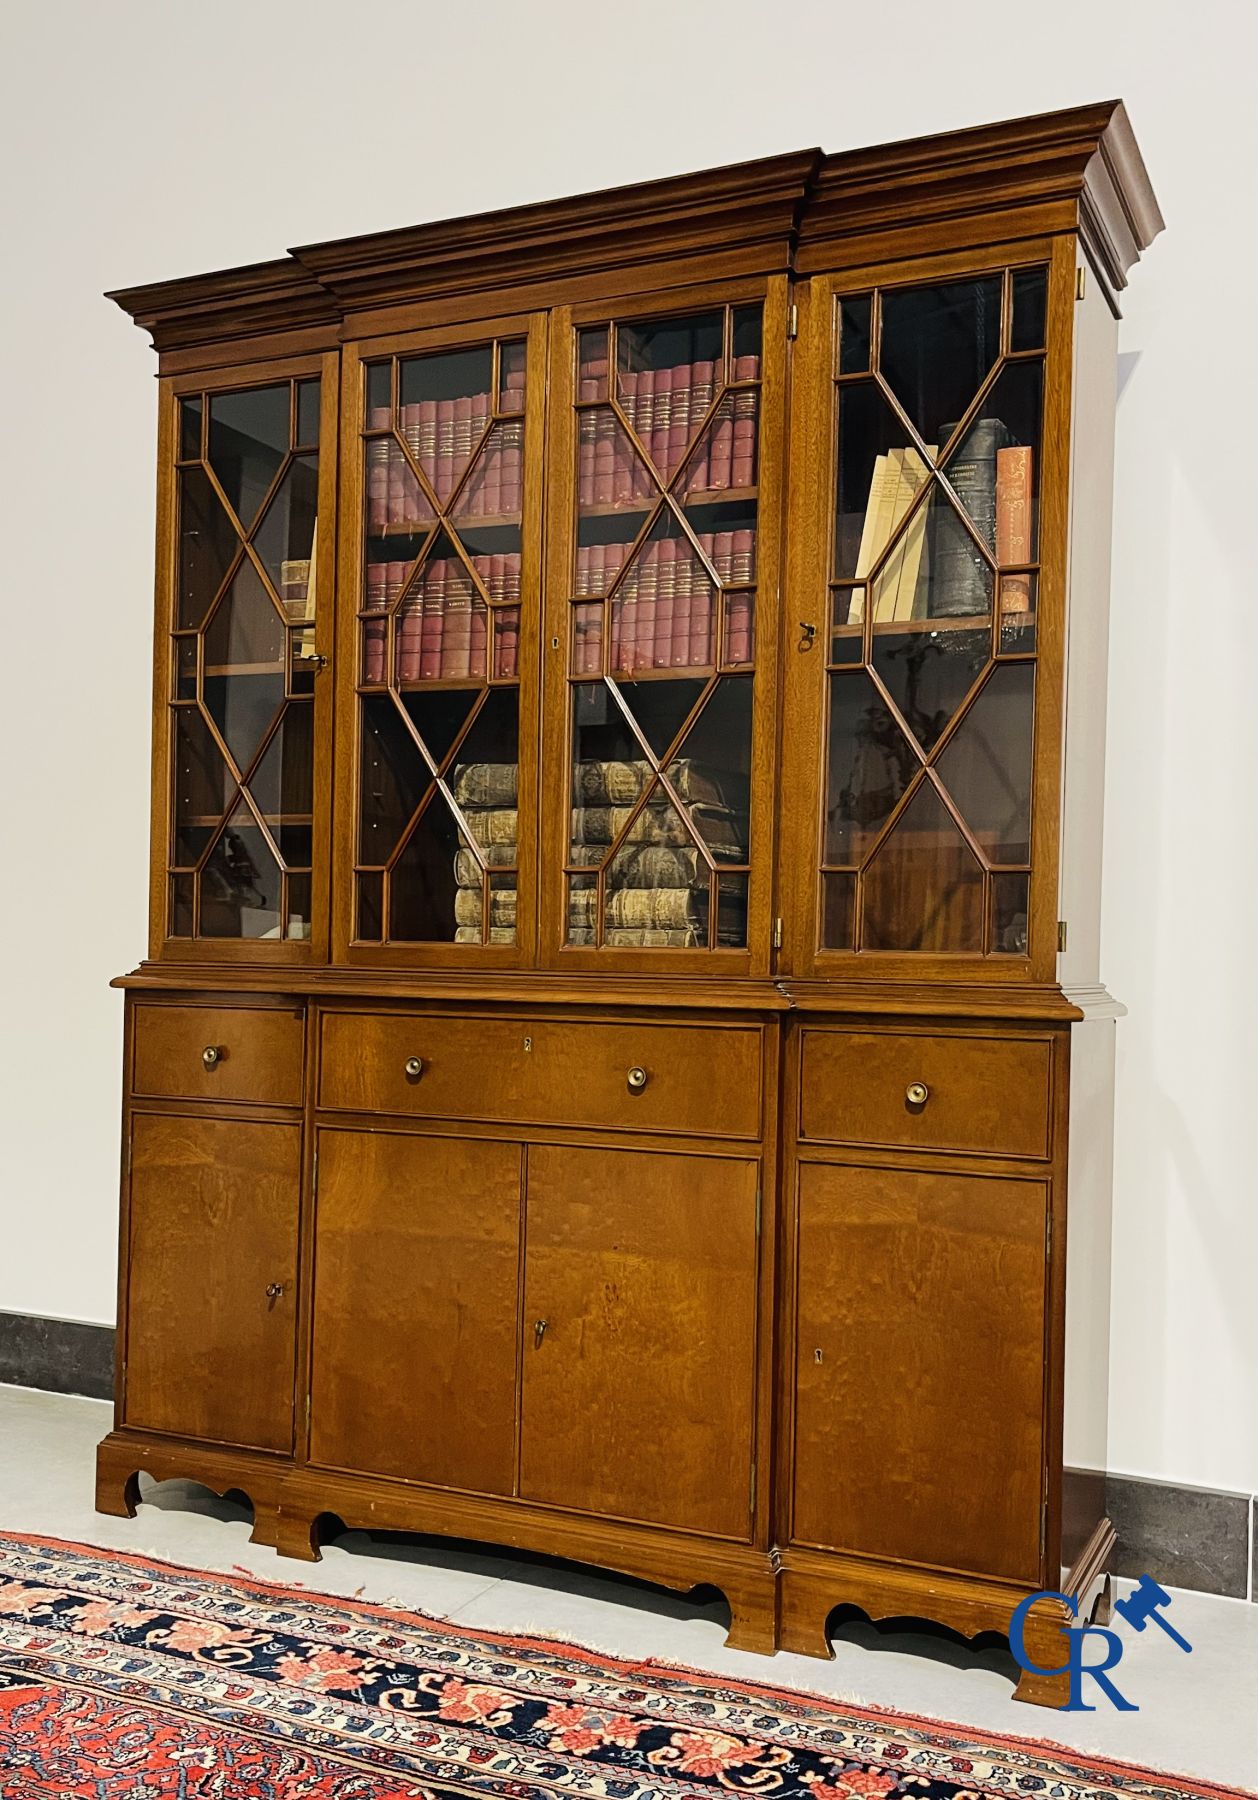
[578,485,758,520]
[202,662,288,678]
[178,813,313,827]
[576,661,753,683]
[369,513,522,536]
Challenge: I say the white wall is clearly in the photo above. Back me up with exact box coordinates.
[1,0,1254,1493]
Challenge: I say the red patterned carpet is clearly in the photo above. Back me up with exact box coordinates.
[0,1533,1243,1799]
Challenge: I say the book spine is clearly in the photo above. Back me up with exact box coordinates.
[436,399,456,502]
[709,398,733,490]
[634,369,656,496]
[936,421,1008,614]
[651,367,672,473]
[420,560,444,679]
[671,550,693,666]
[502,419,522,515]
[996,445,1034,611]
[366,407,391,528]
[593,407,615,505]
[364,559,387,682]
[727,591,753,664]
[418,400,438,495]
[690,579,713,666]
[689,360,715,491]
[732,357,759,487]
[667,362,691,479]
[654,538,677,668]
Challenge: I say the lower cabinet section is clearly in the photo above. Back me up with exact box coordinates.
[791,1160,1048,1583]
[309,1129,521,1495]
[520,1144,759,1539]
[123,1112,300,1453]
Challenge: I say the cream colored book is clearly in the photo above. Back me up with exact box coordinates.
[849,453,898,624]
[871,450,910,622]
[890,446,936,620]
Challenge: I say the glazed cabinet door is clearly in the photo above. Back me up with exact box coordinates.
[309,1129,521,1495]
[163,360,338,958]
[791,1160,1047,1582]
[520,1144,759,1538]
[335,318,546,965]
[122,1114,301,1451]
[539,283,789,971]
[780,247,1072,979]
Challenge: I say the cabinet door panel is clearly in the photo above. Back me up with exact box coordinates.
[793,1161,1046,1581]
[521,1144,758,1538]
[125,1114,300,1451]
[310,1130,521,1495]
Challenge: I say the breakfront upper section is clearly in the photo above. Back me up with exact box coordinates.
[112,101,1161,989]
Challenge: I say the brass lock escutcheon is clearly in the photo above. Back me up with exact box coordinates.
[627,1065,648,1093]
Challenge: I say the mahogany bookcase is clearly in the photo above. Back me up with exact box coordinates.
[96,101,1162,1706]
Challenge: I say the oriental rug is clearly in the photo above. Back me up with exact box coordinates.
[0,1533,1242,1798]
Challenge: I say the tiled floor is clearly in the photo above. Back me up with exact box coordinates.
[1,1385,1254,1791]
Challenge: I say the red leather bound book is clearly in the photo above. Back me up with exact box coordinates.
[996,445,1034,610]
[575,543,590,597]
[689,361,715,491]
[689,579,713,666]
[399,559,422,681]
[364,559,387,682]
[436,400,456,502]
[709,400,733,490]
[611,587,623,671]
[496,605,520,679]
[401,402,421,468]
[418,400,438,493]
[470,595,488,678]
[453,396,473,496]
[650,368,672,473]
[732,360,759,488]
[654,538,677,667]
[441,563,473,679]
[619,370,639,433]
[667,363,691,479]
[671,549,693,666]
[713,529,734,586]
[366,408,391,528]
[502,420,523,514]
[593,411,615,505]
[733,527,755,584]
[421,561,446,679]
[726,591,753,664]
[633,369,656,496]
[470,386,491,456]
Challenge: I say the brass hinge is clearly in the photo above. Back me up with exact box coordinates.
[305,1393,311,1429]
[312,1151,319,1196]
[772,916,784,950]
[786,303,799,340]
[1075,266,1087,301]
[1056,920,1068,953]
[749,1459,758,1515]
[754,1186,762,1238]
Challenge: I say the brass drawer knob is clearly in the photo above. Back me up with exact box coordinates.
[905,1081,929,1107]
[627,1065,648,1092]
[202,1045,221,1069]
[404,1056,424,1080]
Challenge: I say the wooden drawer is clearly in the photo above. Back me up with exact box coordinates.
[319,1011,762,1140]
[132,1002,305,1107]
[799,1028,1052,1160]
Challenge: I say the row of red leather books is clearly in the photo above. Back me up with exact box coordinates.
[576,355,760,504]
[362,554,520,682]
[365,389,524,523]
[572,533,755,674]
[573,528,754,599]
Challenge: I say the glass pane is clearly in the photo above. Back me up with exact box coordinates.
[390,796,462,941]
[296,379,321,447]
[830,589,864,663]
[498,340,527,413]
[878,276,1002,447]
[618,313,724,446]
[617,677,706,762]
[577,328,609,402]
[170,873,195,937]
[454,420,524,521]
[853,449,934,622]
[999,571,1037,651]
[944,363,1042,563]
[722,591,755,668]
[824,670,918,865]
[399,346,495,503]
[838,296,872,375]
[935,664,1035,863]
[247,700,314,827]
[566,871,597,944]
[1011,269,1048,352]
[833,381,932,581]
[863,485,993,623]
[663,678,752,857]
[178,466,239,628]
[993,872,1030,954]
[174,634,198,699]
[357,870,384,941]
[172,707,233,863]
[821,871,855,949]
[860,780,985,953]
[200,801,283,939]
[612,518,717,675]
[365,431,436,538]
[872,620,990,753]
[359,694,431,864]
[492,605,520,680]
[397,540,487,682]
[365,361,391,416]
[202,561,287,772]
[731,304,762,365]
[179,396,202,461]
[208,385,290,528]
[578,406,654,509]
[572,601,603,675]
[716,872,749,948]
[286,871,312,940]
[253,454,319,611]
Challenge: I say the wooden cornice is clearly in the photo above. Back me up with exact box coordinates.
[107,103,1162,355]
[291,149,823,313]
[798,100,1164,307]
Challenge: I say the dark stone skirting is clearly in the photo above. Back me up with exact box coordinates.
[0,1310,114,1402]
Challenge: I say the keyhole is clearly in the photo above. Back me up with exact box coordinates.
[814,1347,824,1363]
